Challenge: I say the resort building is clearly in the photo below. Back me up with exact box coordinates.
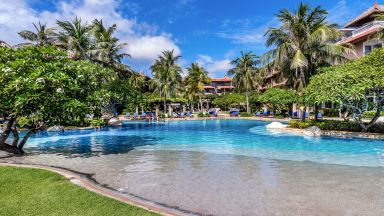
[338,2,384,58]
[203,76,234,95]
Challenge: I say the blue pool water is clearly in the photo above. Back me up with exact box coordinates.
[26,119,384,167]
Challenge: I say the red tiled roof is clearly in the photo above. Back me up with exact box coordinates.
[345,3,384,28]
[338,28,379,44]
[211,76,232,82]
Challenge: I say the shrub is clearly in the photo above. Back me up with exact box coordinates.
[239,112,252,117]
[197,112,206,118]
[92,119,106,128]
[288,119,384,133]
[361,111,384,118]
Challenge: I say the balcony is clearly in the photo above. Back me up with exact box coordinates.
[339,21,384,44]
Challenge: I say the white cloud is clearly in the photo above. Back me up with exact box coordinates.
[0,0,180,63]
[196,54,232,77]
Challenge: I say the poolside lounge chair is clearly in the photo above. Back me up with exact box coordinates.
[293,112,299,118]
[133,112,138,119]
[262,110,270,117]
[180,112,185,118]
[173,112,179,118]
[305,112,309,119]
[124,113,131,119]
[229,108,240,117]
[317,113,323,120]
[208,108,218,117]
[141,112,146,119]
[187,111,192,118]
[255,111,261,116]
[288,111,293,116]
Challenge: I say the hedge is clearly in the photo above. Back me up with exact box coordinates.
[288,120,384,133]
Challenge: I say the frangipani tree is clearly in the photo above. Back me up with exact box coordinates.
[304,48,384,131]
[258,88,297,113]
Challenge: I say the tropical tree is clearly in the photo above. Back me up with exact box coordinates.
[258,88,297,113]
[263,3,353,120]
[228,51,261,113]
[0,46,117,152]
[185,63,211,112]
[18,22,55,46]
[56,17,92,60]
[150,50,182,114]
[89,19,131,70]
[304,48,384,131]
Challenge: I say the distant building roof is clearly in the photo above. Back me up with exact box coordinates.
[344,2,384,28]
[211,76,232,82]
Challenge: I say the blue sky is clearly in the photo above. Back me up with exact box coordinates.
[0,0,376,77]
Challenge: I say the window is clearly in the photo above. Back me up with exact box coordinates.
[365,43,382,55]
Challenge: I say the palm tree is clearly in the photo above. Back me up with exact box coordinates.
[263,3,353,120]
[150,50,182,115]
[18,22,55,46]
[89,19,131,68]
[56,17,92,60]
[185,63,211,112]
[228,51,261,113]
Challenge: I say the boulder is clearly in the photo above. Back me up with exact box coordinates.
[266,122,287,129]
[303,126,322,137]
[47,125,65,132]
[108,117,122,126]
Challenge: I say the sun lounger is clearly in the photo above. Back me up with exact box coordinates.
[293,112,299,118]
[255,111,261,116]
[187,111,192,118]
[124,113,131,119]
[317,113,323,119]
[229,108,240,117]
[180,112,185,118]
[141,112,146,119]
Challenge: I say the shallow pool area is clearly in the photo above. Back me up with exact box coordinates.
[4,119,384,215]
[26,119,384,167]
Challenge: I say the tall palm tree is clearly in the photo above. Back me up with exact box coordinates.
[228,51,261,113]
[56,17,92,60]
[150,50,182,114]
[185,63,211,112]
[18,22,55,46]
[263,3,353,120]
[89,19,131,68]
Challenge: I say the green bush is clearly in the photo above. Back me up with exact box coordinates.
[323,109,339,117]
[197,112,206,118]
[239,112,252,117]
[91,119,107,127]
[361,111,384,118]
[288,119,384,133]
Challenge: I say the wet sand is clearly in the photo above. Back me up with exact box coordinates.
[2,150,384,216]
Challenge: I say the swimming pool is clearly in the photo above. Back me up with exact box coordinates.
[7,119,384,215]
[26,119,384,167]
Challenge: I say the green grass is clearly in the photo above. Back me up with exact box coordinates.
[0,166,158,216]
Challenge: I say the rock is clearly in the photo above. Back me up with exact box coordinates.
[303,126,322,137]
[266,122,287,129]
[47,125,65,132]
[108,117,122,126]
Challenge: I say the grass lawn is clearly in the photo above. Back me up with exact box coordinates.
[0,166,158,216]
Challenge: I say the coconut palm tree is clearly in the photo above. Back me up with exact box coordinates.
[56,17,92,60]
[18,22,55,46]
[185,63,211,112]
[150,50,182,114]
[89,19,131,68]
[263,3,353,120]
[228,51,261,113]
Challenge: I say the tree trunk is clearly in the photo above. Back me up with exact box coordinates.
[163,99,167,114]
[17,129,35,150]
[301,107,307,122]
[314,105,319,122]
[246,87,250,113]
[0,117,16,145]
[199,96,202,112]
[191,98,194,113]
[135,106,139,114]
[11,128,19,147]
